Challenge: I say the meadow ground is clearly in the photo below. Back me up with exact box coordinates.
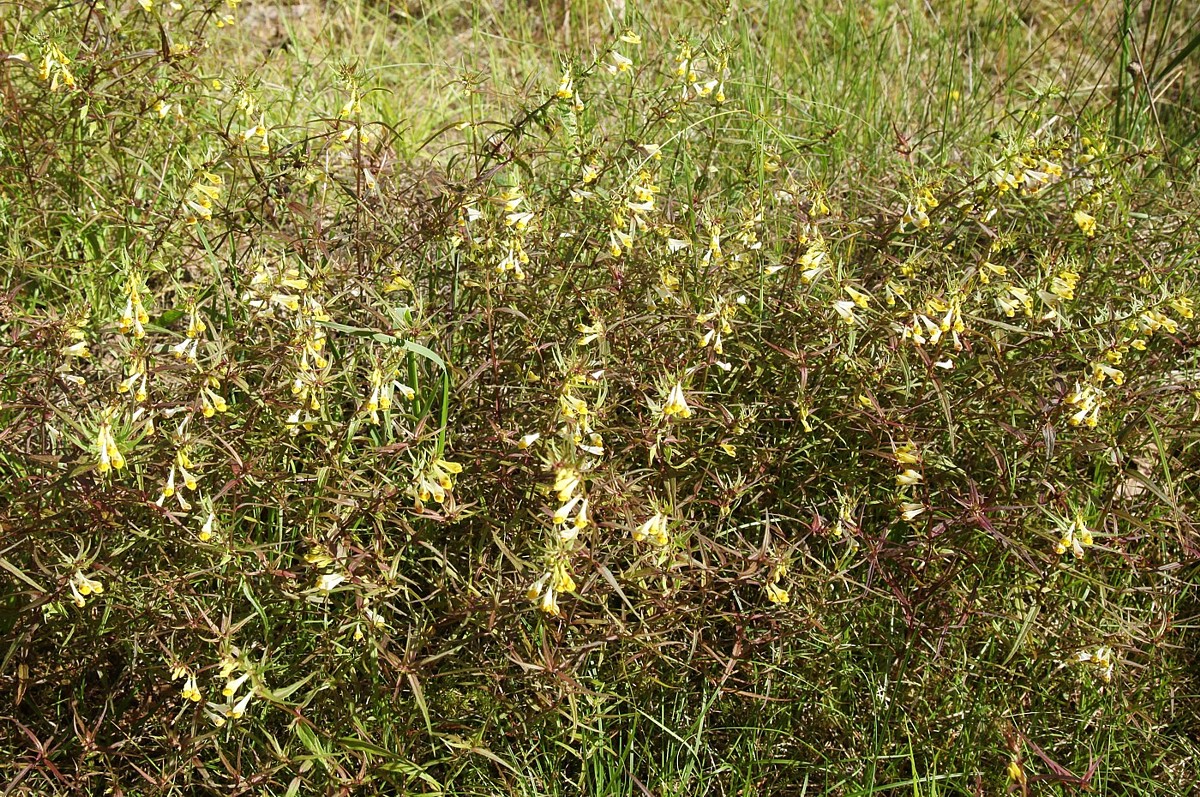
[1,0,1199,794]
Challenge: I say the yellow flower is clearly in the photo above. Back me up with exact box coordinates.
[1169,296,1194,319]
[223,671,250,698]
[317,572,346,592]
[1055,513,1093,557]
[766,581,789,604]
[1090,362,1124,386]
[555,69,573,99]
[39,43,76,92]
[833,300,859,325]
[553,467,581,502]
[896,469,923,486]
[634,512,670,546]
[182,674,202,702]
[1076,645,1115,682]
[606,51,633,74]
[552,563,576,594]
[662,382,692,419]
[844,285,871,308]
[1073,209,1096,238]
[228,690,253,719]
[1066,382,1103,428]
[94,413,126,474]
[199,512,216,542]
[1051,269,1080,301]
[526,573,550,602]
[517,433,540,449]
[553,495,582,525]
[69,571,104,607]
[539,586,561,616]
[894,442,920,465]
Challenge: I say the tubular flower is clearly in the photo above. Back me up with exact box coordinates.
[1066,382,1103,428]
[552,495,582,526]
[182,674,202,702]
[894,442,921,465]
[844,285,871,308]
[1051,269,1080,301]
[605,50,633,74]
[1169,296,1194,319]
[228,689,253,719]
[185,172,223,223]
[1077,646,1115,682]
[1090,362,1124,386]
[555,69,573,99]
[634,512,670,546]
[199,512,216,542]
[1135,309,1177,336]
[94,411,126,474]
[1073,209,1096,238]
[118,357,149,402]
[899,501,926,522]
[833,300,859,325]
[69,571,104,607]
[39,43,76,91]
[222,671,250,698]
[172,336,199,363]
[553,467,581,502]
[200,374,229,418]
[1055,513,1094,557]
[240,115,269,152]
[766,581,790,604]
[662,382,692,419]
[539,586,560,616]
[119,276,150,339]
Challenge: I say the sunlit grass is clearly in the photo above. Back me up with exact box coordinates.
[1,1,1198,795]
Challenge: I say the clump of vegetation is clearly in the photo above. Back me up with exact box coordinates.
[1,1,1198,794]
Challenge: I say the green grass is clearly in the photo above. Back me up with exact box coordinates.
[2,0,1199,795]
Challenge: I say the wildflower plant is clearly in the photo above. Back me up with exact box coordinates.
[1,2,1198,796]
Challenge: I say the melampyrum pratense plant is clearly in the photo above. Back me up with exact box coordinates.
[1,1,1197,794]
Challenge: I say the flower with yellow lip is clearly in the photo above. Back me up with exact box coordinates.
[894,442,920,465]
[94,411,126,474]
[539,586,561,616]
[555,69,573,99]
[317,572,346,592]
[1055,513,1093,557]
[39,43,76,92]
[1066,382,1103,428]
[199,512,216,542]
[119,277,150,339]
[69,571,104,607]
[605,51,633,74]
[662,383,692,419]
[228,689,253,719]
[766,582,789,604]
[182,674,202,702]
[553,495,582,525]
[634,512,670,546]
[223,671,250,698]
[1073,209,1096,237]
[833,300,859,325]
[553,467,580,502]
